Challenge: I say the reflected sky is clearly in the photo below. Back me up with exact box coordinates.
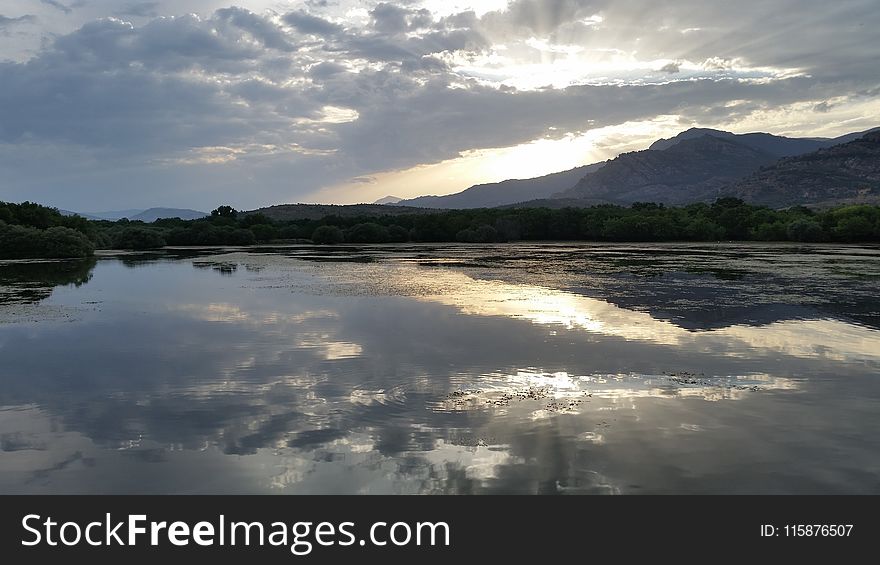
[1,244,879,494]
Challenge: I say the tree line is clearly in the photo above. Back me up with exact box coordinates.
[2,198,880,259]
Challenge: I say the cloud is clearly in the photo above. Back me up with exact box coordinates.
[40,0,73,15]
[309,61,348,79]
[0,1,878,210]
[812,101,833,113]
[0,14,36,29]
[370,3,434,34]
[349,176,377,184]
[215,7,298,52]
[282,10,343,36]
[113,2,160,19]
[480,0,604,38]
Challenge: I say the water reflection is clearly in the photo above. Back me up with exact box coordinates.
[0,258,95,305]
[421,273,880,364]
[1,245,879,494]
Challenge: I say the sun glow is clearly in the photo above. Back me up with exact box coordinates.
[311,116,686,204]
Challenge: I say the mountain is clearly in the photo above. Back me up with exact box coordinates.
[823,127,880,146]
[61,208,208,221]
[398,163,605,209]
[650,126,880,156]
[59,209,103,220]
[648,128,736,151]
[128,208,207,222]
[374,196,404,205]
[556,135,779,205]
[649,128,829,157]
[723,131,880,207]
[246,203,437,222]
[86,209,146,221]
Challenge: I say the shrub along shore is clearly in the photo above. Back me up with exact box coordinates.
[2,199,879,259]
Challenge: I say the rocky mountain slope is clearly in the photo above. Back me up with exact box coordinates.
[723,131,880,207]
[556,135,779,205]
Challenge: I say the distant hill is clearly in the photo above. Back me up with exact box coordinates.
[723,131,880,207]
[246,203,438,221]
[59,209,103,220]
[398,163,605,209]
[821,127,880,146]
[86,209,145,221]
[556,135,779,205]
[60,208,207,221]
[129,208,207,222]
[373,196,403,205]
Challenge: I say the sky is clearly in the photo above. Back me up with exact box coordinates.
[0,0,878,211]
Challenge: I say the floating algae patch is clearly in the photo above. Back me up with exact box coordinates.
[0,302,85,324]
[432,370,797,415]
[0,258,97,324]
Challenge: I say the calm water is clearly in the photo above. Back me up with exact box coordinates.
[1,243,879,494]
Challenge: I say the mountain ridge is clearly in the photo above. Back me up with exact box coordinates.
[556,135,779,205]
[61,208,208,222]
[722,131,880,207]
[397,163,605,209]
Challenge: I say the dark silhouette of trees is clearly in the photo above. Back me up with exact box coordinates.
[4,198,880,260]
[346,223,389,243]
[0,222,94,258]
[312,225,344,244]
[387,225,409,243]
[211,206,238,219]
[112,226,167,250]
[456,224,498,243]
[250,224,279,242]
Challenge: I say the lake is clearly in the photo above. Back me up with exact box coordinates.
[1,243,879,494]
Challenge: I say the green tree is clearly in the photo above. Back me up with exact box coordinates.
[0,223,94,258]
[456,224,498,243]
[113,227,167,250]
[312,225,344,244]
[346,223,390,243]
[752,222,787,241]
[240,213,273,228]
[41,227,96,258]
[786,219,825,242]
[250,224,279,242]
[833,216,874,241]
[230,229,257,245]
[211,205,238,219]
[387,225,410,243]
